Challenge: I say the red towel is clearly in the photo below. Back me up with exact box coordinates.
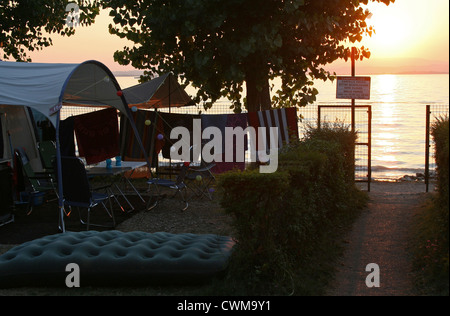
[120,110,164,164]
[74,108,120,165]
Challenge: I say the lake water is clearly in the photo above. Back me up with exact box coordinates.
[116,74,449,181]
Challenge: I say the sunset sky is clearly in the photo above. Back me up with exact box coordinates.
[19,0,450,74]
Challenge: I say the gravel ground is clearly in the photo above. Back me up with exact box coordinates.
[115,192,234,237]
[326,181,433,296]
[0,180,433,296]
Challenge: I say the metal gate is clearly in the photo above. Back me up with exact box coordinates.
[318,105,372,191]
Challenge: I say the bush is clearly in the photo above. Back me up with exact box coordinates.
[431,116,449,210]
[216,124,367,295]
[412,116,449,295]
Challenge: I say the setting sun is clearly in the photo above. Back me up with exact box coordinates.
[360,0,449,61]
[368,10,413,54]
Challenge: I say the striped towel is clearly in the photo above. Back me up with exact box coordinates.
[247,107,299,152]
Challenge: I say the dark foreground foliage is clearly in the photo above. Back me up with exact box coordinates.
[217,124,368,295]
[411,117,449,296]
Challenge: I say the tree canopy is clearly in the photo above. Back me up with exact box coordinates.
[106,0,394,112]
[0,0,100,61]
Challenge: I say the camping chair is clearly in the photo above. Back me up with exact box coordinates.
[60,156,116,230]
[186,162,216,200]
[38,140,56,172]
[184,144,216,200]
[146,162,190,212]
[14,147,56,215]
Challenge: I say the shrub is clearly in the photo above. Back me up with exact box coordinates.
[412,116,449,295]
[217,124,367,295]
[302,122,357,182]
[431,116,449,210]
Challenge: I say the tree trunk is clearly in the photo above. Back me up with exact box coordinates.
[246,75,272,112]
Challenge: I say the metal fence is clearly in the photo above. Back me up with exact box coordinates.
[425,104,449,192]
[317,105,372,191]
[61,103,372,187]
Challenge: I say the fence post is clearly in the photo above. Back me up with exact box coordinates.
[368,106,372,192]
[317,106,321,130]
[425,105,431,193]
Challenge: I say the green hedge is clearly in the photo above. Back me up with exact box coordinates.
[412,117,449,295]
[410,117,448,295]
[432,117,449,209]
[217,124,367,295]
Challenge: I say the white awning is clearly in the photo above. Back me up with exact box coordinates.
[0,60,130,125]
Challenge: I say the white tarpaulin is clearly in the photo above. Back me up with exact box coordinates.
[0,60,131,125]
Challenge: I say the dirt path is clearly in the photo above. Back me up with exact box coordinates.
[327,181,432,296]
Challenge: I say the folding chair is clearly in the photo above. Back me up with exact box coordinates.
[14,147,56,215]
[186,162,216,200]
[60,156,116,230]
[146,162,190,212]
[37,140,56,172]
[183,143,216,200]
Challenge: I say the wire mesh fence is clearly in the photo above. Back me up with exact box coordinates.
[60,102,372,186]
[317,105,372,190]
[425,104,449,192]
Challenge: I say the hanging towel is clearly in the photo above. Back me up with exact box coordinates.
[211,113,249,174]
[227,113,249,151]
[160,112,200,159]
[201,114,228,156]
[59,117,76,157]
[248,107,298,153]
[74,108,120,165]
[0,116,3,159]
[120,110,163,164]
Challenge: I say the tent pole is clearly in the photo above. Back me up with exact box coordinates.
[4,114,15,170]
[55,109,65,233]
[169,73,172,114]
[150,110,159,176]
[169,74,172,170]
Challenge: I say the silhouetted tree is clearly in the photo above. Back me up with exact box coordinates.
[105,0,394,112]
[0,0,100,61]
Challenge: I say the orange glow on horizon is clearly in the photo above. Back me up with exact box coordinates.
[4,0,448,72]
[360,0,449,61]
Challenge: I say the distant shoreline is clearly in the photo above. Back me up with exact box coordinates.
[113,71,449,77]
[332,71,449,76]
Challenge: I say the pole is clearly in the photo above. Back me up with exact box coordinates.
[318,106,321,130]
[55,109,65,233]
[351,47,357,182]
[425,105,431,193]
[368,106,372,192]
[351,47,356,134]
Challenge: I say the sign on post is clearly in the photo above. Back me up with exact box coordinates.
[336,76,371,100]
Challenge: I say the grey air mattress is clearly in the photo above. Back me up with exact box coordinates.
[0,230,235,288]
